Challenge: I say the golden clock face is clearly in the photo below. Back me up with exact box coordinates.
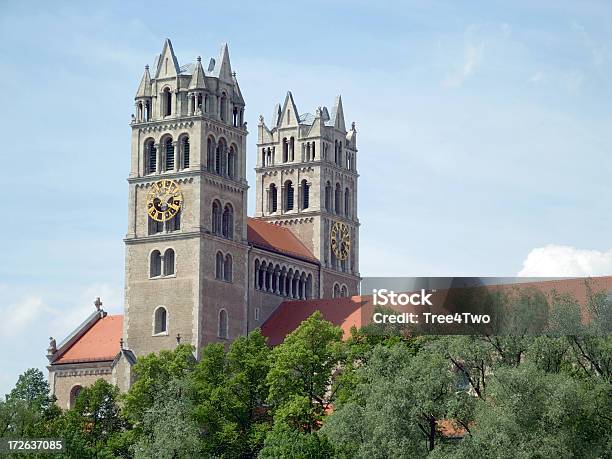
[146,179,183,222]
[330,222,350,261]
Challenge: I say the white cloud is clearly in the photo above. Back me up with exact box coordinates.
[443,42,485,88]
[0,296,50,337]
[530,71,546,83]
[517,244,612,276]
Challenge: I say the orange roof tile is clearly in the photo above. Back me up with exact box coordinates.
[55,315,123,364]
[247,217,318,263]
[261,296,372,346]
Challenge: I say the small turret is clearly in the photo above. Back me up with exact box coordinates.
[134,65,152,122]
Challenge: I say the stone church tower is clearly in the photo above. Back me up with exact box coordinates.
[46,39,362,407]
[255,93,360,297]
[124,39,249,361]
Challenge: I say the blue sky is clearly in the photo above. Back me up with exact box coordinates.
[0,0,611,395]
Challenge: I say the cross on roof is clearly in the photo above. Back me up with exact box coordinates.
[94,297,103,310]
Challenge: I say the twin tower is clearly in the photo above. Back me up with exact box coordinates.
[125,39,360,360]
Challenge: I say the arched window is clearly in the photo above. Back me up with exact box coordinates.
[334,140,338,164]
[224,254,232,282]
[306,274,313,299]
[212,200,222,235]
[69,385,82,409]
[215,139,224,175]
[218,309,228,339]
[216,251,224,279]
[261,148,266,167]
[282,138,288,163]
[269,184,277,213]
[284,181,294,211]
[341,285,348,297]
[325,182,332,211]
[290,137,295,161]
[220,93,227,121]
[154,307,167,334]
[232,106,239,126]
[335,183,342,214]
[207,137,215,171]
[145,140,156,174]
[163,248,175,276]
[228,146,236,178]
[149,216,163,235]
[150,250,162,277]
[254,259,260,289]
[222,204,233,239]
[166,210,180,232]
[338,142,343,166]
[312,142,316,160]
[182,137,190,169]
[344,188,350,217]
[333,283,340,298]
[163,87,172,116]
[164,138,174,171]
[301,179,309,209]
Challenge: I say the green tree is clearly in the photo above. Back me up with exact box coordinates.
[123,344,196,424]
[258,423,335,459]
[324,344,456,457]
[191,330,272,457]
[266,311,344,433]
[51,379,128,458]
[437,364,612,459]
[1,368,59,439]
[132,378,201,459]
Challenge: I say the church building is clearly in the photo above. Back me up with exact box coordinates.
[46,39,361,409]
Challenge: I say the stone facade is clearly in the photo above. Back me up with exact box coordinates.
[255,93,360,297]
[48,39,361,404]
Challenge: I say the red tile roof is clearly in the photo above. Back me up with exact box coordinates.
[261,296,371,346]
[261,277,612,345]
[247,217,318,263]
[55,315,123,364]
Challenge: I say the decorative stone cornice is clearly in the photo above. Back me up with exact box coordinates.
[133,176,195,188]
[54,367,113,378]
[138,120,195,133]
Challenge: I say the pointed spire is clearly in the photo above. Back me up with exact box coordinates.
[216,42,232,82]
[155,38,180,78]
[271,103,281,128]
[135,65,152,98]
[188,56,206,90]
[330,95,346,131]
[280,91,299,127]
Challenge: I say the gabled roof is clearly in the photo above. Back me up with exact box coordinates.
[328,95,346,130]
[210,43,232,82]
[279,91,300,128]
[53,315,123,365]
[247,218,318,264]
[155,38,180,79]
